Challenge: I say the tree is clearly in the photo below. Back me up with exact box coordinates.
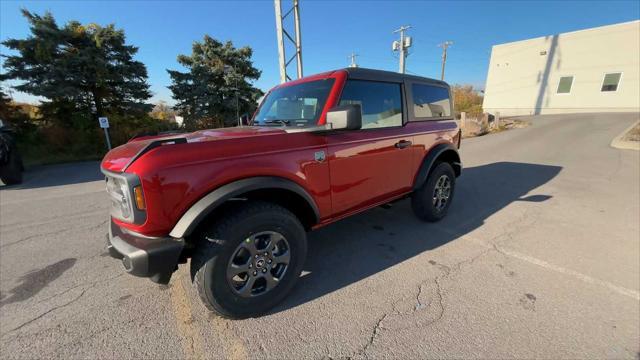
[150,101,176,121]
[1,10,152,127]
[0,88,35,136]
[168,35,263,129]
[452,85,484,117]
[0,89,12,120]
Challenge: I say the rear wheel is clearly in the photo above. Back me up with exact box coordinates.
[191,201,307,319]
[411,162,456,222]
[0,150,23,185]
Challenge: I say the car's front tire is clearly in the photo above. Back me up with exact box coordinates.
[190,201,307,319]
[411,162,456,222]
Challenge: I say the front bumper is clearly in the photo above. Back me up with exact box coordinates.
[107,219,184,284]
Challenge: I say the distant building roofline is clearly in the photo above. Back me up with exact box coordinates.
[491,19,640,49]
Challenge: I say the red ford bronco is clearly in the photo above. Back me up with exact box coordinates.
[102,68,461,318]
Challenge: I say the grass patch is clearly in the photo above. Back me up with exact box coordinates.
[22,152,103,168]
[622,123,640,142]
[462,118,530,138]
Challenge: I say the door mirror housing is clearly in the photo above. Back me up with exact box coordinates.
[325,104,362,131]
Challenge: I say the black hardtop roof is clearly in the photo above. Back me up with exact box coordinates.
[341,67,449,87]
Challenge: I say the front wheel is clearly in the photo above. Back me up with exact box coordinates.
[191,201,307,319]
[411,162,456,222]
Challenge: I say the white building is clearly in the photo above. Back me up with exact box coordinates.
[483,20,640,116]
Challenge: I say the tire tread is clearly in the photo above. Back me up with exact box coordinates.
[191,201,303,319]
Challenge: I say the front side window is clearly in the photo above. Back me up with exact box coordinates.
[601,73,622,92]
[412,84,451,118]
[253,79,335,127]
[339,80,402,129]
[557,76,574,94]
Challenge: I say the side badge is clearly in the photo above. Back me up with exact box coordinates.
[314,151,326,162]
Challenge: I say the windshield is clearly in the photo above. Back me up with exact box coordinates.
[253,79,335,127]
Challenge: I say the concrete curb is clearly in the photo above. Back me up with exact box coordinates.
[610,120,640,151]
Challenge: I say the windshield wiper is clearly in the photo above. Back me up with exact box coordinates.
[262,119,291,126]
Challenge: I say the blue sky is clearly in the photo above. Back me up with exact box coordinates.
[1,0,639,104]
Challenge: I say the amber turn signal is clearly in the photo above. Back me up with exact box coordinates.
[133,186,146,210]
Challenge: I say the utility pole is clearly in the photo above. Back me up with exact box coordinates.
[274,0,303,83]
[348,52,359,68]
[392,25,412,74]
[438,40,453,81]
[224,65,241,127]
[234,75,240,127]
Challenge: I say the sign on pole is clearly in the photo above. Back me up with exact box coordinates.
[98,117,112,150]
[98,117,110,128]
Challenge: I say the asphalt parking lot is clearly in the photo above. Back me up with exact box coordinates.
[1,113,639,359]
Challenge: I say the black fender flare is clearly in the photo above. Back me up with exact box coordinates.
[169,176,320,238]
[413,143,462,191]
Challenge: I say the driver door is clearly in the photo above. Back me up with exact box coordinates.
[326,80,414,217]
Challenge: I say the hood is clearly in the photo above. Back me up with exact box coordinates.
[101,126,286,173]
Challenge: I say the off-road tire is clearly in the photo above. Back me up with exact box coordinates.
[411,162,456,222]
[0,151,23,185]
[190,201,307,319]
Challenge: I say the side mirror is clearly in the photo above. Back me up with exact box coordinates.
[325,104,362,131]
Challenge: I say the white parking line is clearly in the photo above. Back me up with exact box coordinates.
[441,228,640,301]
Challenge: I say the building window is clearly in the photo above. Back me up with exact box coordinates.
[556,76,574,94]
[411,83,451,119]
[339,80,403,129]
[601,73,622,92]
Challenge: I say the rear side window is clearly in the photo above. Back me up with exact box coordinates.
[339,80,402,129]
[411,84,451,119]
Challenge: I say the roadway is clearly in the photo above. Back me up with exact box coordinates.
[1,112,638,359]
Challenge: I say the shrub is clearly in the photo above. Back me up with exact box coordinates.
[452,85,484,119]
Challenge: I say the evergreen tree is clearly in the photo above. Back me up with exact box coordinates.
[168,35,262,129]
[1,10,152,126]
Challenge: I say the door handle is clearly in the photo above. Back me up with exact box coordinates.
[395,140,412,149]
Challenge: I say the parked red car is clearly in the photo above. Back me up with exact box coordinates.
[102,68,461,318]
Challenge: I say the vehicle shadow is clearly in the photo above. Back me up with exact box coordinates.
[0,161,103,190]
[274,161,561,314]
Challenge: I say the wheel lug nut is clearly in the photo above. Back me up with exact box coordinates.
[262,268,267,273]
[249,263,252,268]
[264,252,268,256]
[255,255,259,258]
[253,271,257,276]
[267,259,272,264]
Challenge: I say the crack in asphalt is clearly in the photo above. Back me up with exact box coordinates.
[35,273,124,305]
[87,219,109,232]
[349,206,540,359]
[0,209,106,231]
[415,283,426,310]
[351,235,506,359]
[5,287,89,334]
[358,313,387,360]
[0,228,70,249]
[1,219,109,249]
[1,273,125,337]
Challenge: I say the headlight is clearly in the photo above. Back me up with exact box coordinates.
[106,175,134,222]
